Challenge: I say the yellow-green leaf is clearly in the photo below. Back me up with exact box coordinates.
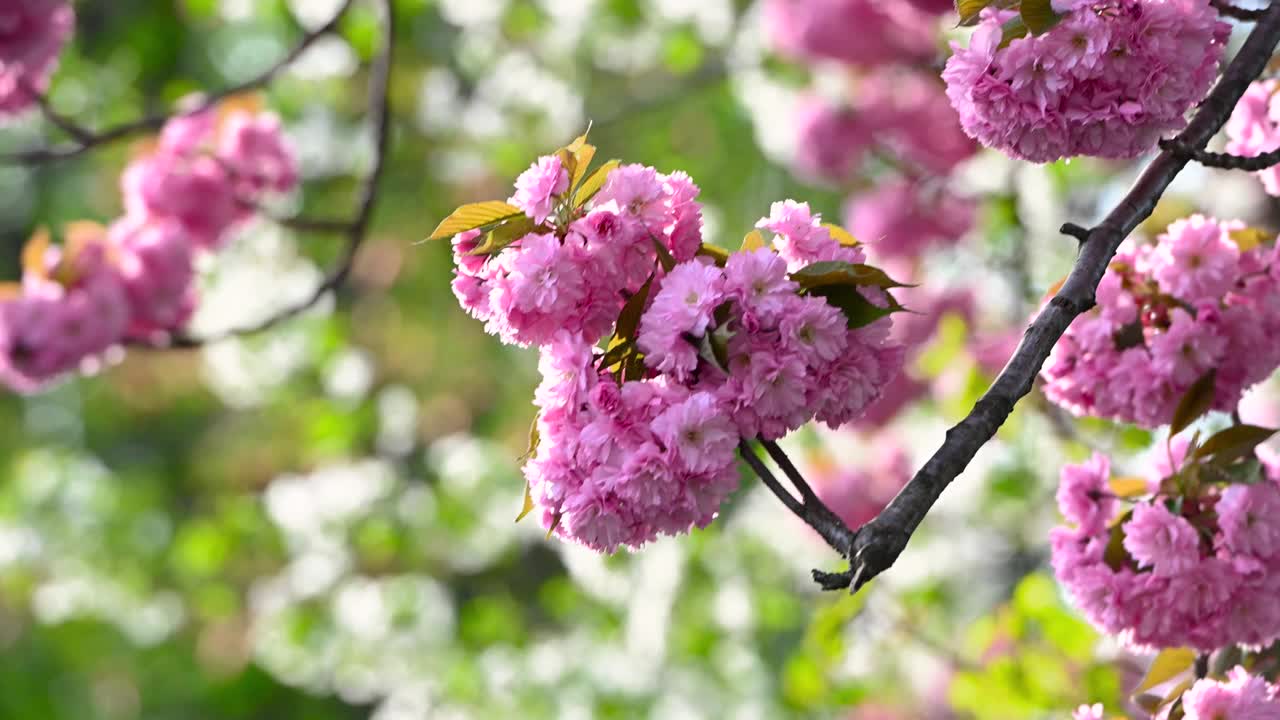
[823,223,860,248]
[956,0,1017,25]
[574,159,619,208]
[653,237,677,272]
[1171,370,1217,437]
[741,229,766,252]
[999,14,1029,47]
[467,215,538,256]
[1020,0,1062,34]
[1229,226,1275,252]
[428,201,524,241]
[1134,648,1196,695]
[695,243,731,266]
[1108,476,1149,499]
[516,483,536,522]
[614,275,655,343]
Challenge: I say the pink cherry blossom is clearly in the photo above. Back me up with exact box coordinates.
[0,0,74,115]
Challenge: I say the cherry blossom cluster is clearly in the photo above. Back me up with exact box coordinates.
[0,0,73,115]
[943,0,1229,163]
[1225,79,1280,197]
[1075,666,1280,718]
[447,151,904,552]
[1051,441,1280,652]
[1041,215,1280,428]
[0,103,298,392]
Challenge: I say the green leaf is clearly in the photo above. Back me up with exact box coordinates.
[614,275,655,343]
[574,159,620,207]
[999,14,1029,47]
[598,337,633,371]
[810,285,908,329]
[956,0,1018,25]
[1020,0,1062,34]
[1200,457,1265,487]
[1193,424,1277,464]
[467,215,538,256]
[516,483,536,522]
[1170,370,1217,437]
[1134,648,1196,695]
[556,129,596,191]
[790,261,912,291]
[1103,510,1132,571]
[428,201,525,241]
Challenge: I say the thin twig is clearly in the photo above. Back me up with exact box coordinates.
[1212,0,1265,21]
[814,4,1280,594]
[738,439,857,564]
[738,440,804,516]
[0,0,355,166]
[142,0,394,349]
[1160,139,1280,171]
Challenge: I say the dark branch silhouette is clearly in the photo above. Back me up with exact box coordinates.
[1160,138,1280,171]
[1212,0,1265,21]
[2,0,356,166]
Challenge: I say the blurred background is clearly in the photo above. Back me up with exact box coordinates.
[0,0,1277,718]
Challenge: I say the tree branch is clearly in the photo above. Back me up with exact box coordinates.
[737,440,856,561]
[0,0,355,166]
[1159,139,1280,171]
[815,3,1280,594]
[135,0,394,349]
[1212,0,1265,21]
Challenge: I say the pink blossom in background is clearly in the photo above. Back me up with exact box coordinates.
[1226,79,1280,196]
[1051,450,1280,651]
[858,70,977,176]
[122,153,245,251]
[1042,216,1280,428]
[810,443,912,530]
[846,181,974,261]
[217,111,300,196]
[0,229,129,392]
[762,0,937,67]
[792,94,873,185]
[943,0,1229,162]
[0,0,74,115]
[109,216,197,341]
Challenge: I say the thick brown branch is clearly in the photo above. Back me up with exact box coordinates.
[1212,0,1265,21]
[817,3,1280,593]
[139,0,394,349]
[0,0,355,166]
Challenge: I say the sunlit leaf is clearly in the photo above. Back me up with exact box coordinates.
[428,201,525,241]
[21,227,50,282]
[695,243,730,266]
[467,216,538,256]
[516,483,536,523]
[822,223,859,248]
[1133,648,1196,695]
[1108,476,1148,499]
[1171,370,1217,436]
[741,229,766,252]
[0,283,20,301]
[956,0,1017,25]
[1103,511,1131,571]
[574,159,619,207]
[1229,226,1274,252]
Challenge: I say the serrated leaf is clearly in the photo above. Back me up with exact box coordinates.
[999,15,1029,47]
[1020,0,1062,34]
[696,243,730,266]
[823,223,860,248]
[614,275,655,343]
[1193,424,1277,464]
[467,215,538,256]
[741,230,766,252]
[1229,227,1274,252]
[428,201,525,241]
[1134,648,1196,695]
[1171,370,1217,436]
[790,261,912,291]
[1108,476,1149,499]
[574,159,620,207]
